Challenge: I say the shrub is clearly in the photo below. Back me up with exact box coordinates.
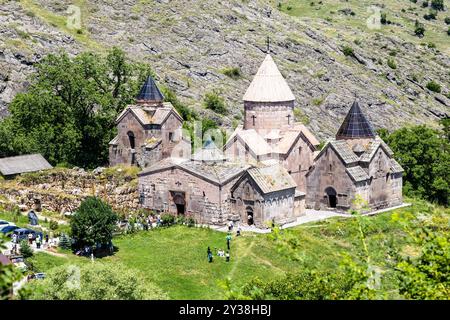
[445,17,450,25]
[20,263,168,300]
[186,217,196,227]
[342,45,354,57]
[160,214,175,226]
[447,26,450,35]
[422,1,429,8]
[426,80,441,93]
[49,220,58,231]
[221,67,242,79]
[387,58,397,69]
[423,10,437,20]
[431,0,444,10]
[203,91,227,114]
[414,20,425,37]
[59,233,71,250]
[20,240,33,259]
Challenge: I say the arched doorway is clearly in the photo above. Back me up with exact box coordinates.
[127,131,135,149]
[246,206,254,225]
[325,187,337,208]
[172,193,186,215]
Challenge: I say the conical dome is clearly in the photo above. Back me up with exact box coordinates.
[336,101,376,140]
[243,54,295,103]
[136,76,164,103]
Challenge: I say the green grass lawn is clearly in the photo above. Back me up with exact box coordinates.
[25,198,448,299]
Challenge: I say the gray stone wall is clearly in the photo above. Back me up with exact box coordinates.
[306,146,356,211]
[139,166,241,225]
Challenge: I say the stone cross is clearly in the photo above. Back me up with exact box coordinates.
[287,114,291,125]
[252,115,257,126]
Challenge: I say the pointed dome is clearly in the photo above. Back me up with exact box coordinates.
[243,54,295,103]
[136,76,164,103]
[336,100,376,140]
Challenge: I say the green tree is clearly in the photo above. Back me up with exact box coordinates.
[19,240,33,259]
[426,80,441,93]
[70,197,118,251]
[382,125,449,206]
[58,233,71,250]
[0,48,150,168]
[20,263,167,300]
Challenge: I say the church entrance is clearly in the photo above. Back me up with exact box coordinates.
[171,192,186,215]
[246,206,254,225]
[325,187,337,208]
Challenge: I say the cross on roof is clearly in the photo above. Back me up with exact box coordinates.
[251,114,257,126]
[286,114,291,125]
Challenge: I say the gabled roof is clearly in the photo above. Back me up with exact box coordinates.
[136,76,164,102]
[247,164,297,194]
[0,154,53,176]
[336,100,376,140]
[390,158,404,174]
[359,138,394,163]
[346,166,369,182]
[317,140,360,165]
[243,54,295,103]
[115,102,182,126]
[139,157,249,186]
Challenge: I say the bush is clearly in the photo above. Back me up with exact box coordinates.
[387,58,397,69]
[447,26,450,35]
[203,91,227,114]
[160,213,175,226]
[445,17,450,25]
[59,233,71,250]
[49,220,58,231]
[186,217,196,227]
[342,45,354,57]
[426,80,441,93]
[20,240,33,259]
[20,263,168,300]
[431,0,444,10]
[414,20,425,37]
[423,10,437,20]
[221,67,242,79]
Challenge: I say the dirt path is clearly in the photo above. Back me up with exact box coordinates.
[227,238,255,280]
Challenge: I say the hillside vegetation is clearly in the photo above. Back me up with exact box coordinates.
[0,0,448,138]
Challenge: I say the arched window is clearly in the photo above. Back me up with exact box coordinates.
[127,131,135,149]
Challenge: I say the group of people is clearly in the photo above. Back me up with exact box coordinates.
[124,213,163,231]
[207,220,242,263]
[11,232,52,255]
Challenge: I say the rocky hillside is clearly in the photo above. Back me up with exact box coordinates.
[0,0,449,139]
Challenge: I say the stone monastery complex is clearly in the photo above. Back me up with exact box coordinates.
[109,54,404,228]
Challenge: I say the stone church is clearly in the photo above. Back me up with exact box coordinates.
[109,54,403,227]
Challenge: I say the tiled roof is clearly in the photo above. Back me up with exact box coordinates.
[109,135,119,145]
[136,76,164,102]
[179,161,249,185]
[247,164,296,194]
[116,102,182,126]
[243,54,295,103]
[390,158,404,173]
[346,166,369,182]
[0,154,53,176]
[336,100,376,139]
[237,129,273,156]
[329,140,360,164]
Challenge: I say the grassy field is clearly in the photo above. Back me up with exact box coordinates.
[22,198,448,299]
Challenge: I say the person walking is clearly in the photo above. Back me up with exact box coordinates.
[36,234,41,249]
[226,233,232,251]
[225,251,230,262]
[28,233,33,245]
[236,226,241,237]
[207,246,213,263]
[45,234,49,244]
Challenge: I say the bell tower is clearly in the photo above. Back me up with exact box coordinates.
[243,54,295,134]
